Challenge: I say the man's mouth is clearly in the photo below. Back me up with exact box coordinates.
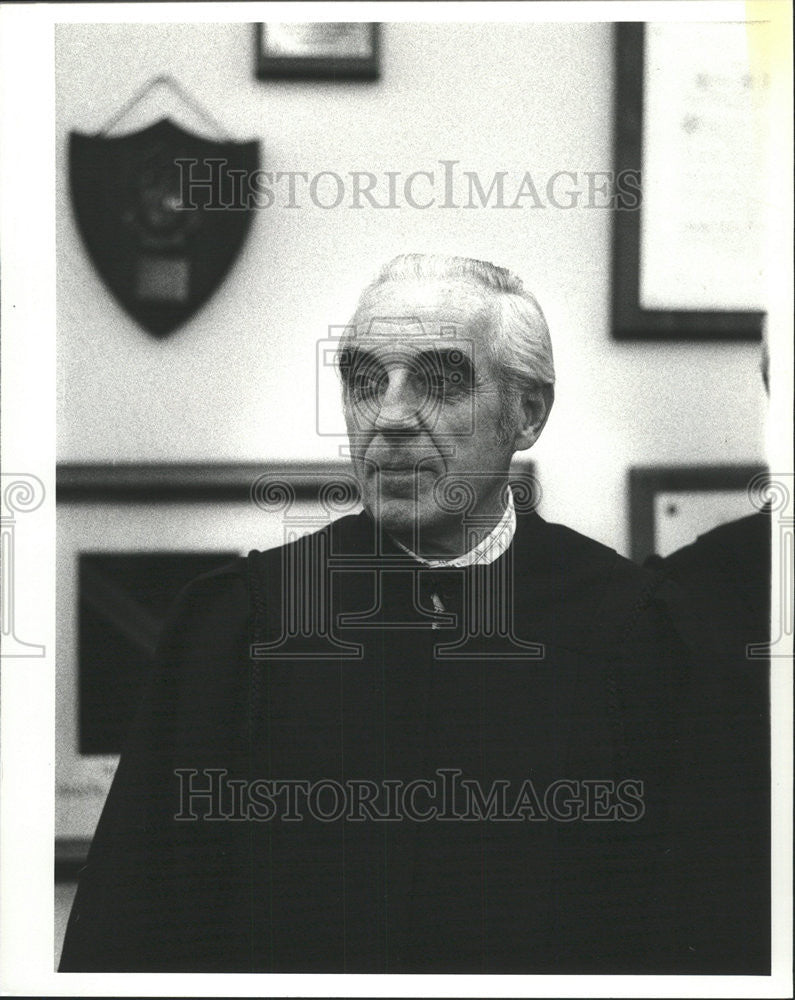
[379,468,420,480]
[370,465,436,495]
[377,464,432,476]
[358,452,440,485]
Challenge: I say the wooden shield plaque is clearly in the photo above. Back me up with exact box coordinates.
[69,118,259,337]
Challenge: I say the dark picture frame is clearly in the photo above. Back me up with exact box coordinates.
[611,23,764,342]
[255,22,380,81]
[629,463,766,563]
[56,461,347,502]
[77,549,239,755]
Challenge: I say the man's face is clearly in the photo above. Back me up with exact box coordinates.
[341,279,517,555]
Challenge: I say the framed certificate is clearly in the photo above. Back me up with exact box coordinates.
[255,23,380,80]
[629,464,766,562]
[612,23,767,340]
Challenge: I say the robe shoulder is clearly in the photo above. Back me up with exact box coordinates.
[509,514,681,659]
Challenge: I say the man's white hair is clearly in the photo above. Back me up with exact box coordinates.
[339,254,555,442]
[350,252,554,391]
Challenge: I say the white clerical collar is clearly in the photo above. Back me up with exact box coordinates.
[392,486,516,568]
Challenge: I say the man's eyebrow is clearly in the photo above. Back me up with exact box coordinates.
[415,347,473,362]
[339,345,476,380]
[338,346,379,378]
[415,348,476,378]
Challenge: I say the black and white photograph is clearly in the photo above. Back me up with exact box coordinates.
[0,2,792,997]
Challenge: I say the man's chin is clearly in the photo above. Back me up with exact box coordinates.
[366,495,448,550]
[369,496,420,530]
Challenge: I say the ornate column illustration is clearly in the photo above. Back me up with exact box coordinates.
[1,473,45,657]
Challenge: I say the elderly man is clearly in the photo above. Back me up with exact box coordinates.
[61,255,737,974]
[339,254,553,561]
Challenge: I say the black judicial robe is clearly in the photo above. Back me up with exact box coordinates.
[646,512,771,975]
[59,509,765,974]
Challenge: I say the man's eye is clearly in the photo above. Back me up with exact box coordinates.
[351,369,383,400]
[427,369,468,397]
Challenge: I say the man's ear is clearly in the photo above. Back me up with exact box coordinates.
[513,384,554,452]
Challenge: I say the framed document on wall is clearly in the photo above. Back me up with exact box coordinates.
[612,22,768,341]
[255,23,380,80]
[629,464,766,563]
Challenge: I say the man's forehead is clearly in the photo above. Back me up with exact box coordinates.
[354,279,493,332]
[352,316,473,344]
[345,326,477,364]
[346,278,497,364]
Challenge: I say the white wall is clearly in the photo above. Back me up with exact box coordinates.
[55,21,766,556]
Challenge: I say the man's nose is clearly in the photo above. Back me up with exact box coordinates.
[372,369,424,431]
